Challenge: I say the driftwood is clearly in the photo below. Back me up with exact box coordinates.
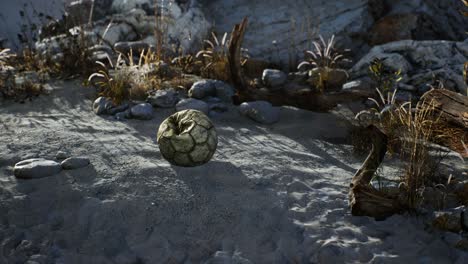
[349,89,468,219]
[421,89,468,128]
[422,89,468,156]
[237,86,374,112]
[228,17,249,92]
[349,126,404,220]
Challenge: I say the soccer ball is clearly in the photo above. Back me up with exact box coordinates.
[157,110,218,167]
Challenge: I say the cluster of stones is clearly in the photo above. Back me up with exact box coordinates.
[157,110,218,167]
[13,151,90,179]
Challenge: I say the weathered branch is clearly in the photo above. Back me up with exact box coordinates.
[228,17,248,91]
[349,126,404,220]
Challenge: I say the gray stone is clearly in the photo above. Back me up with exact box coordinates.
[93,97,114,115]
[213,81,235,103]
[61,157,90,170]
[176,98,209,114]
[204,0,465,66]
[351,40,468,95]
[55,151,69,160]
[189,79,235,102]
[395,90,414,102]
[262,69,287,89]
[114,41,151,55]
[130,103,154,120]
[147,89,179,108]
[239,101,280,125]
[115,110,131,121]
[14,159,62,179]
[108,102,130,115]
[188,80,217,99]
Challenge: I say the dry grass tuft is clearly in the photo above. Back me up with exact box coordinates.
[386,99,444,209]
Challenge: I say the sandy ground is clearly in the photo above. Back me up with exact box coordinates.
[0,80,467,264]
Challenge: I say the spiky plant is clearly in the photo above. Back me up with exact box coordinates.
[355,87,399,128]
[88,53,132,104]
[196,32,231,81]
[0,49,14,69]
[297,35,347,92]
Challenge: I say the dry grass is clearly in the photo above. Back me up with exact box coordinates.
[387,99,444,209]
[88,53,132,104]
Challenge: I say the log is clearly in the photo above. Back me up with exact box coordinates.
[228,17,249,92]
[421,89,468,156]
[349,126,404,220]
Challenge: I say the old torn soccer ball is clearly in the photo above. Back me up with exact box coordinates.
[157,110,218,167]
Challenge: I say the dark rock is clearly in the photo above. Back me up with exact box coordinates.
[130,103,154,120]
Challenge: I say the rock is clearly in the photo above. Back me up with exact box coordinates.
[239,101,280,125]
[203,0,465,65]
[147,89,180,108]
[95,23,136,46]
[66,0,110,23]
[108,102,130,115]
[130,103,154,120]
[394,90,414,103]
[55,151,69,160]
[398,83,417,92]
[115,109,131,121]
[61,157,90,170]
[93,97,114,115]
[157,110,218,167]
[351,40,468,95]
[14,159,62,179]
[114,41,151,55]
[214,81,235,103]
[317,241,345,264]
[189,80,235,102]
[262,69,287,89]
[189,80,216,99]
[176,98,209,114]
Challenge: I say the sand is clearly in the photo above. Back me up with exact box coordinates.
[0,80,467,263]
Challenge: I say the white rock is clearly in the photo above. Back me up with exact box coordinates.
[14,159,62,179]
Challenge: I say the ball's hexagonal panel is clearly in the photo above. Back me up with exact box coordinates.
[157,110,218,167]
